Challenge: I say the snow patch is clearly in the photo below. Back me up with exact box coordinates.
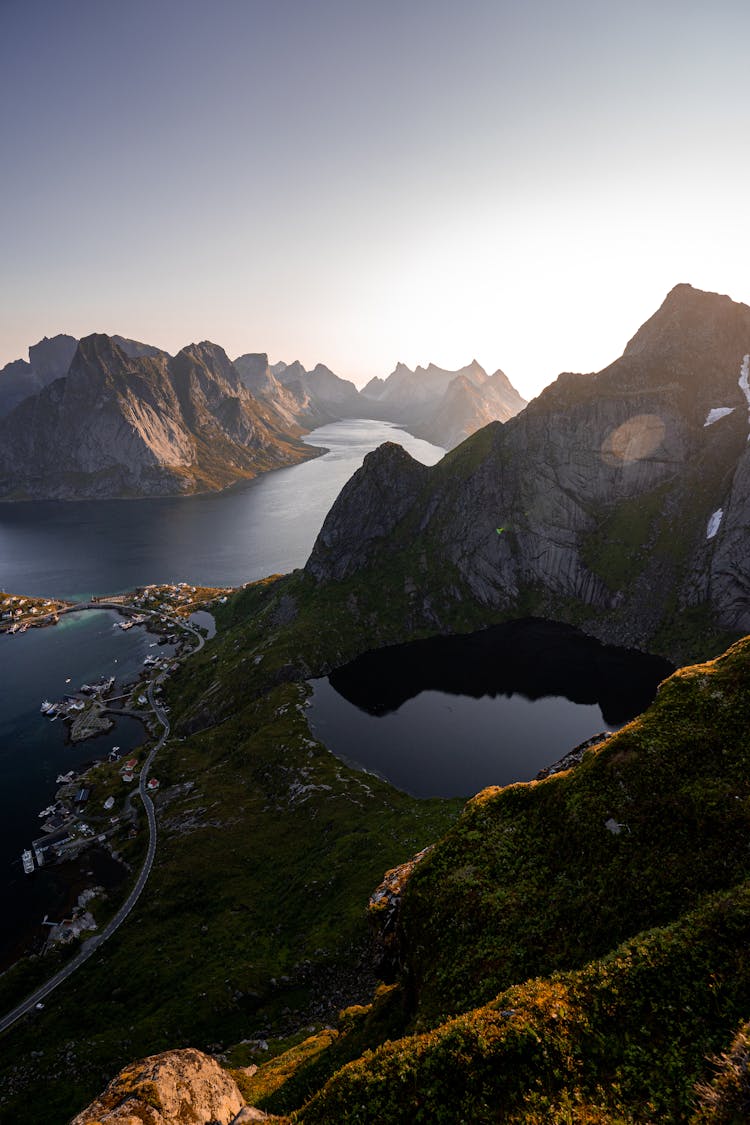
[704,407,736,427]
[706,508,724,540]
[739,354,750,437]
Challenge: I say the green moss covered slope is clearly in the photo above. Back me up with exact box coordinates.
[238,636,750,1123]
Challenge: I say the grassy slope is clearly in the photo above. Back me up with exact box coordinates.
[232,636,750,1123]
[0,638,460,1122]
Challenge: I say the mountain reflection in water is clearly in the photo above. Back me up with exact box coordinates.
[308,619,673,798]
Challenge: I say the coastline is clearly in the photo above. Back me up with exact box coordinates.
[2,593,211,980]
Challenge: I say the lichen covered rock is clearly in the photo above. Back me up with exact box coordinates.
[71,1048,246,1124]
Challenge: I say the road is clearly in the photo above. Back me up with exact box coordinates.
[0,614,205,1036]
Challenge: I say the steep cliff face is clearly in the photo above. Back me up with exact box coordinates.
[306,285,750,651]
[0,333,77,417]
[0,335,318,500]
[235,354,359,429]
[71,1048,248,1124]
[308,442,429,581]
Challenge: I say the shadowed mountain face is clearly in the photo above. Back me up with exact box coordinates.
[306,285,750,653]
[0,334,78,417]
[0,335,318,500]
[234,353,363,431]
[327,618,673,726]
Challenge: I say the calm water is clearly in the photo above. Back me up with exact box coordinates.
[0,420,445,598]
[0,610,175,967]
[0,420,444,966]
[307,620,673,798]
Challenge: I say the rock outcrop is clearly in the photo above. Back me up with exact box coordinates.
[305,285,750,652]
[0,335,318,499]
[70,1048,246,1124]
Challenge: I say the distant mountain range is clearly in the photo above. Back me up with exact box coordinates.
[234,353,527,449]
[0,336,527,499]
[360,358,527,448]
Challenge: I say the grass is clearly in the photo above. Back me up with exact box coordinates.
[222,635,750,1122]
[0,672,461,1123]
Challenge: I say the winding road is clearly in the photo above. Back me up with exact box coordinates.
[0,611,205,1036]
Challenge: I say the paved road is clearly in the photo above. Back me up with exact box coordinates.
[0,614,205,1036]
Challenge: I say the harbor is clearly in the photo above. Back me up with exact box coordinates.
[0,598,211,970]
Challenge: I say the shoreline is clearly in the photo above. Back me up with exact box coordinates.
[4,597,209,977]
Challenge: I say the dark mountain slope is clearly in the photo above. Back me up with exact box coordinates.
[0,333,77,417]
[306,285,750,658]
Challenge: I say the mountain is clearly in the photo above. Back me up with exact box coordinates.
[361,358,489,412]
[307,284,750,658]
[244,356,526,449]
[0,333,77,417]
[111,334,170,360]
[236,354,366,432]
[306,363,362,416]
[13,286,750,1124]
[359,358,527,448]
[0,334,318,500]
[412,367,528,449]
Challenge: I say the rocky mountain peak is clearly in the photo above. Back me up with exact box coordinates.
[622,283,750,367]
[307,441,430,582]
[68,333,134,388]
[27,333,77,380]
[173,341,241,394]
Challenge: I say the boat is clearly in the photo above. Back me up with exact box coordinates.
[40,700,54,714]
[22,849,34,875]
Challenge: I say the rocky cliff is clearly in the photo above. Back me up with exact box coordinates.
[307,284,750,655]
[238,355,364,429]
[0,333,77,417]
[0,335,318,500]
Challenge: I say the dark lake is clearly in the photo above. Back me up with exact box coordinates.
[307,619,674,798]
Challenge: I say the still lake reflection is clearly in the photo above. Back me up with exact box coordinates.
[308,619,674,798]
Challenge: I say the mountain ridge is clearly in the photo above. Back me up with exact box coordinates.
[306,284,750,658]
[0,334,319,500]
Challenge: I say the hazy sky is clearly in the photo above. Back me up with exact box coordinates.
[2,0,749,399]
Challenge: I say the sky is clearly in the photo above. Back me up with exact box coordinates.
[1,0,749,401]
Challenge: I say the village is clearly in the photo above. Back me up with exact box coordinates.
[13,581,230,951]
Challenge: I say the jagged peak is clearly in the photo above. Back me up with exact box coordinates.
[623,283,750,361]
[74,332,130,366]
